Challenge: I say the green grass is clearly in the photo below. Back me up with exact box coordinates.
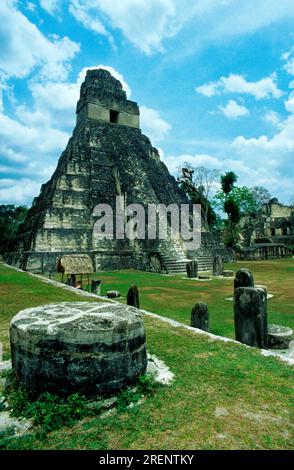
[53,258,294,339]
[0,261,293,449]
[0,264,103,359]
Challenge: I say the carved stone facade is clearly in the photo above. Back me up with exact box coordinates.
[7,69,224,273]
[238,198,294,260]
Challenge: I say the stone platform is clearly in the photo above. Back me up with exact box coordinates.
[10,302,147,396]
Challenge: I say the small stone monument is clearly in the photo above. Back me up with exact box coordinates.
[107,290,121,298]
[91,279,101,295]
[234,287,268,348]
[234,269,254,289]
[191,302,209,332]
[186,261,198,279]
[268,325,293,349]
[127,285,140,308]
[10,302,147,396]
[213,255,223,276]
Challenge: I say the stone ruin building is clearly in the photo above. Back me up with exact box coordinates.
[238,198,294,260]
[7,68,228,274]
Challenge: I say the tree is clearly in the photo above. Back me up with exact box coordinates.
[250,186,272,211]
[0,205,28,253]
[177,164,219,229]
[220,171,238,194]
[213,172,245,247]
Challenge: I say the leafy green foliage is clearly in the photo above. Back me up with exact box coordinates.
[7,381,87,435]
[0,205,28,252]
[5,370,160,437]
[220,171,238,194]
[214,186,257,216]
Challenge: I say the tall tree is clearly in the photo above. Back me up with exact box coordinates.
[213,172,248,247]
[177,164,219,229]
[250,186,272,211]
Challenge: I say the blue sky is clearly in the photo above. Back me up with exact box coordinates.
[0,0,293,206]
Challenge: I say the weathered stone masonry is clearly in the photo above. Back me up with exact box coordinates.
[7,68,224,273]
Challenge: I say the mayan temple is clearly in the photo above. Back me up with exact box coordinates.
[8,69,226,273]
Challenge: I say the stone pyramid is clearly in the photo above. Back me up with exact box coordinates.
[11,69,202,273]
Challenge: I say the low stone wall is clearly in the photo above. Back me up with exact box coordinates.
[4,249,163,274]
[236,243,293,261]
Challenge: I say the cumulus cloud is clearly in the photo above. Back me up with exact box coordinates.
[218,100,249,119]
[263,110,282,128]
[196,73,282,100]
[69,0,177,55]
[140,106,171,143]
[233,114,294,153]
[0,178,43,205]
[282,49,294,76]
[0,0,80,80]
[68,1,294,56]
[163,145,293,203]
[285,91,294,113]
[39,0,60,15]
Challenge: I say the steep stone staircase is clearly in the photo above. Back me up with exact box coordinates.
[159,232,189,274]
[193,250,214,272]
[158,230,232,275]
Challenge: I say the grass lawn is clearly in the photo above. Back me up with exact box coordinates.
[0,261,293,449]
[54,258,294,339]
[0,264,103,360]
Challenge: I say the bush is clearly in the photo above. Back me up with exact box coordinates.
[8,385,87,435]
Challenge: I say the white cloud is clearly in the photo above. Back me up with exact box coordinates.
[0,112,69,161]
[263,110,282,128]
[0,178,43,205]
[69,0,110,38]
[69,0,176,54]
[140,106,171,143]
[282,49,294,76]
[0,0,80,80]
[68,1,294,56]
[196,73,282,100]
[195,82,217,97]
[285,91,294,113]
[163,146,293,203]
[219,100,249,119]
[39,0,60,15]
[26,2,37,12]
[233,114,294,153]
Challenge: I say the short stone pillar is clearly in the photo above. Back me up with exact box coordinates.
[10,302,147,396]
[234,269,254,289]
[127,285,140,309]
[186,260,198,279]
[191,302,209,332]
[213,255,223,276]
[234,287,268,348]
[91,279,101,295]
[107,290,121,298]
[268,325,293,350]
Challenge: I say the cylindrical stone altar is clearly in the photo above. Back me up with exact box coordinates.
[10,302,147,396]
